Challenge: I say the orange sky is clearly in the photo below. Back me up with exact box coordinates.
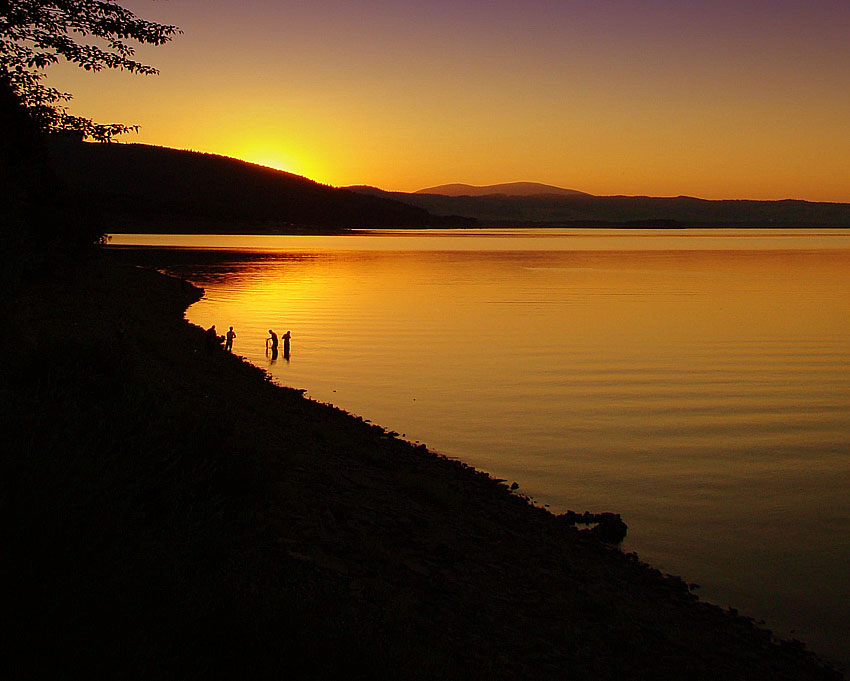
[46,0,850,201]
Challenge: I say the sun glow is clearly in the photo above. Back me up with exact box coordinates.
[236,149,332,187]
[207,133,324,183]
[238,149,301,176]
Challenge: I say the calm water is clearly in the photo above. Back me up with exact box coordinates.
[111,229,850,668]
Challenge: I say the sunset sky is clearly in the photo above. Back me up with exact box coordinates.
[47,0,850,201]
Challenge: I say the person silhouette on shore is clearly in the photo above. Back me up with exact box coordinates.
[282,330,291,360]
[225,326,236,352]
[267,329,278,360]
[205,324,220,352]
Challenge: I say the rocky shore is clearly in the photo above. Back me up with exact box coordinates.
[2,253,843,680]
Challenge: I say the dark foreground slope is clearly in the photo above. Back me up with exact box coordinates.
[2,256,842,680]
[46,139,473,232]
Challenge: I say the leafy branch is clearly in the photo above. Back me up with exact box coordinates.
[0,0,180,141]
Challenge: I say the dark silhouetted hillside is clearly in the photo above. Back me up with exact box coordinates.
[47,140,473,232]
[350,186,850,228]
[1,82,104,283]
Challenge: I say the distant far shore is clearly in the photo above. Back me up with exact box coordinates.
[103,220,850,237]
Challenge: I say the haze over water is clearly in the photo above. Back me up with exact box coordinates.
[112,229,850,668]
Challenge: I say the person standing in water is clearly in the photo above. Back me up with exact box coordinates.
[267,329,279,360]
[225,326,236,352]
[282,330,291,360]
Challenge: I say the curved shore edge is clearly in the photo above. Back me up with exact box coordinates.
[3,254,844,680]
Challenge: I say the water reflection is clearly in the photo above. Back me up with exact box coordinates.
[108,230,850,668]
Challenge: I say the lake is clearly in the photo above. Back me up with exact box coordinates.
[110,229,850,669]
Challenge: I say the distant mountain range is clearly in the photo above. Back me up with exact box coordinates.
[349,185,850,228]
[47,139,473,232]
[47,139,850,231]
[414,182,591,198]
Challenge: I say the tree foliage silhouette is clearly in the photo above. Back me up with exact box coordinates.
[0,0,180,140]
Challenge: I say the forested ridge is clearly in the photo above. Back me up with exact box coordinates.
[47,138,474,232]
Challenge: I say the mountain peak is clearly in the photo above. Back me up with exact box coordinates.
[415,182,590,197]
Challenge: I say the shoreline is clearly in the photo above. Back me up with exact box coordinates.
[4,254,843,679]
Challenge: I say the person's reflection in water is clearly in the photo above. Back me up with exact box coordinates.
[282,330,291,361]
[266,329,278,361]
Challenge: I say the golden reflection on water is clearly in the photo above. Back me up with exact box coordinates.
[111,230,850,666]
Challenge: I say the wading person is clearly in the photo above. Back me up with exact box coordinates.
[267,329,279,360]
[225,326,236,352]
[282,330,291,360]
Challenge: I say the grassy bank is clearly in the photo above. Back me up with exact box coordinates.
[2,254,843,680]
